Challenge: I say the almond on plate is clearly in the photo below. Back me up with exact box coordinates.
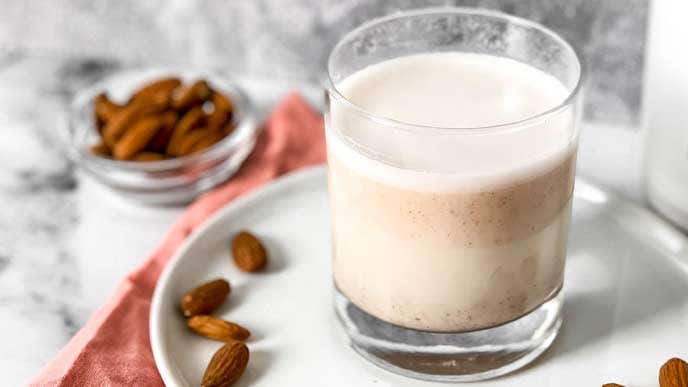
[231,231,268,272]
[187,315,251,342]
[180,279,230,317]
[202,340,249,387]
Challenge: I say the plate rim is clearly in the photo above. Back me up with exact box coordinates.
[149,166,688,386]
[150,165,326,386]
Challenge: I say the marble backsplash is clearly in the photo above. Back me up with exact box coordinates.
[0,0,648,124]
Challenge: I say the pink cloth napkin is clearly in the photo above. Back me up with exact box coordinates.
[30,93,326,386]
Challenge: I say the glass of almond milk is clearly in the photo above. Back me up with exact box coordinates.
[325,8,582,381]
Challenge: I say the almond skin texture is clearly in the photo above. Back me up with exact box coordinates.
[146,110,178,152]
[113,115,163,160]
[187,315,251,342]
[207,92,234,132]
[167,106,206,156]
[212,90,234,112]
[190,130,225,154]
[176,128,215,156]
[172,79,212,110]
[102,96,167,147]
[130,77,181,102]
[94,93,123,123]
[89,141,110,157]
[132,152,164,162]
[180,279,230,318]
[660,357,688,387]
[202,341,249,387]
[231,231,267,272]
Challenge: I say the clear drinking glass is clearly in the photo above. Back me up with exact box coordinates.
[325,8,582,381]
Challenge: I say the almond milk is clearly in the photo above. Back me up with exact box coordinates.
[327,52,577,332]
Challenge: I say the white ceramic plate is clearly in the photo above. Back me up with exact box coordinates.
[150,166,688,386]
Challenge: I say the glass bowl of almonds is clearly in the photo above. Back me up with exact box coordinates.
[65,68,259,205]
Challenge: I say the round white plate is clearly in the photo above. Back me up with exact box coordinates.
[150,166,688,387]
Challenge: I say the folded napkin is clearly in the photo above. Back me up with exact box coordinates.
[30,93,326,386]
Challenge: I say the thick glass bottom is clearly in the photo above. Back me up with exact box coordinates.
[334,287,562,382]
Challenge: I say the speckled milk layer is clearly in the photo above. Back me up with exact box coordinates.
[329,151,574,331]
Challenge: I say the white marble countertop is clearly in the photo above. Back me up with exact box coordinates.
[0,54,651,385]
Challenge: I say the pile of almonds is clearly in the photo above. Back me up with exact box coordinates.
[90,76,235,161]
[604,357,688,387]
[179,230,267,387]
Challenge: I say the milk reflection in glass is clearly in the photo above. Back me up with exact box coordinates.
[327,53,576,332]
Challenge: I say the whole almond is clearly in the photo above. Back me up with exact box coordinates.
[102,97,167,147]
[94,93,123,123]
[167,106,206,156]
[231,231,267,272]
[113,115,163,160]
[190,130,226,154]
[130,77,181,102]
[180,279,230,318]
[188,315,251,342]
[660,357,688,387]
[176,128,216,156]
[172,79,212,110]
[602,384,624,387]
[207,92,234,132]
[212,91,234,112]
[207,108,230,133]
[202,341,249,387]
[146,110,178,152]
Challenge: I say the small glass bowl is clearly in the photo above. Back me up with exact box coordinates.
[64,68,259,205]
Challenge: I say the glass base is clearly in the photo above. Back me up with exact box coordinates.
[334,287,563,382]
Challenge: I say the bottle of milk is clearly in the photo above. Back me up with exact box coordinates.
[644,0,688,230]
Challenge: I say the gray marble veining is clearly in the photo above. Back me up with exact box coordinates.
[0,0,647,126]
[0,55,84,381]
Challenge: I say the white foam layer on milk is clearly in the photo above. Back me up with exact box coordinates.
[327,52,576,192]
[326,130,575,192]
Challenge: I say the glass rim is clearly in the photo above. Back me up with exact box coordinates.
[326,7,585,135]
